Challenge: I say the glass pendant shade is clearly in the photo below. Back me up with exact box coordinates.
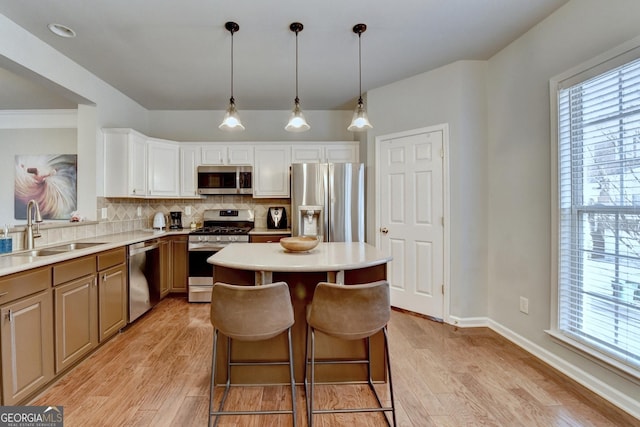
[347,98,372,131]
[285,99,310,132]
[219,98,244,131]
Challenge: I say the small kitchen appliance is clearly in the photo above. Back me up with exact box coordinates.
[267,207,287,229]
[152,212,166,229]
[169,211,183,229]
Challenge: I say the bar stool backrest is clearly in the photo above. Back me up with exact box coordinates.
[307,280,390,340]
[210,281,294,341]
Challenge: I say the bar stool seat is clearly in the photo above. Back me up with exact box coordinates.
[304,280,396,426]
[208,281,297,427]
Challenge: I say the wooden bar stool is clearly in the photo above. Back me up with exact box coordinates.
[304,280,396,426]
[208,281,297,427]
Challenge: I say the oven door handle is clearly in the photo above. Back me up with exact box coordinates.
[188,245,228,252]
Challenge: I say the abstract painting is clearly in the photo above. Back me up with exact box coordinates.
[15,154,78,220]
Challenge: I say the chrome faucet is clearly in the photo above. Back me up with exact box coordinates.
[25,199,43,250]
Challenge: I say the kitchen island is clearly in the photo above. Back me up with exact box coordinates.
[207,241,392,385]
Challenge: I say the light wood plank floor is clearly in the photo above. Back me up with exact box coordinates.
[30,295,638,426]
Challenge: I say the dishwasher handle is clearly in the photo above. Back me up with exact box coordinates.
[129,240,160,256]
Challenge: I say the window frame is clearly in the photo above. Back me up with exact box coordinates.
[549,36,640,382]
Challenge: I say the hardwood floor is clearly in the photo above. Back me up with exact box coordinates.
[31,295,638,426]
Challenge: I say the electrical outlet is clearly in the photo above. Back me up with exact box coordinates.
[137,206,142,217]
[519,296,529,314]
[185,206,192,216]
[101,207,108,220]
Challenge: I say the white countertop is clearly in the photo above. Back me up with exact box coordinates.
[0,229,187,276]
[207,242,391,273]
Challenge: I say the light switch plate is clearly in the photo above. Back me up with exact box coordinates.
[185,206,192,215]
[101,207,108,219]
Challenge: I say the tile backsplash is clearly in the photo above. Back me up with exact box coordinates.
[3,196,292,251]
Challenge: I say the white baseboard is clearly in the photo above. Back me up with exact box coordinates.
[448,317,640,420]
[447,315,489,328]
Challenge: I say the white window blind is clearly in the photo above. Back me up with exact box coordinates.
[558,56,640,372]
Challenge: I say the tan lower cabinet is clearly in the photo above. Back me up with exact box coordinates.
[54,274,98,373]
[0,266,54,405]
[97,248,127,341]
[53,255,98,374]
[159,238,171,297]
[98,264,126,341]
[171,236,188,293]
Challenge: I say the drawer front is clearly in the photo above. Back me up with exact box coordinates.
[249,234,290,243]
[53,256,96,286]
[0,267,51,304]
[97,247,126,271]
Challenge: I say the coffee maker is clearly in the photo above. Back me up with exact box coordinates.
[169,211,183,229]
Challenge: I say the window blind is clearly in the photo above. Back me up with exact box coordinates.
[558,57,640,372]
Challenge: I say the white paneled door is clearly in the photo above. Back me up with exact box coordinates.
[378,126,445,319]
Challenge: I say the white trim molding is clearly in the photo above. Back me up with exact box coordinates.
[0,109,77,129]
[487,319,640,420]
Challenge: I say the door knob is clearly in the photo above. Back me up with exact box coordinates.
[380,227,389,234]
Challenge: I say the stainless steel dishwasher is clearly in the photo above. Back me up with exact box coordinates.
[128,240,161,323]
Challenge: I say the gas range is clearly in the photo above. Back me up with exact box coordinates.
[188,209,254,249]
[188,209,254,302]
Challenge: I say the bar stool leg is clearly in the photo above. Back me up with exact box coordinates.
[208,329,219,427]
[287,328,298,427]
[384,327,397,426]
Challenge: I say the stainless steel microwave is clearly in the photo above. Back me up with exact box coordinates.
[197,165,252,195]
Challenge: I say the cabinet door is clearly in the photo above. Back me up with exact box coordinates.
[1,290,54,405]
[253,145,291,198]
[201,145,226,165]
[160,238,171,297]
[98,265,127,341]
[325,144,359,163]
[54,275,98,373]
[171,236,188,292]
[180,145,201,197]
[129,132,148,196]
[228,145,254,165]
[148,139,180,197]
[291,145,324,163]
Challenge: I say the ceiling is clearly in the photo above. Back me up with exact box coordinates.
[0,0,569,111]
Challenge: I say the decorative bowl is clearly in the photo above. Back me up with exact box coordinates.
[280,236,319,252]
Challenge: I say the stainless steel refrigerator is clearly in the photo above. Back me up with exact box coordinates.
[291,163,364,242]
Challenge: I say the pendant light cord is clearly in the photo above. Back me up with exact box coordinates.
[230,29,235,101]
[295,28,299,103]
[358,31,362,103]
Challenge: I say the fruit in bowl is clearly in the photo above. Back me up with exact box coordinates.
[279,236,319,252]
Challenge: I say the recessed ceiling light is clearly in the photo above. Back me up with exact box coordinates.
[48,23,76,38]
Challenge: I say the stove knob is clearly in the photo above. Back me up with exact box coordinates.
[216,236,222,242]
[198,236,205,242]
[230,236,236,242]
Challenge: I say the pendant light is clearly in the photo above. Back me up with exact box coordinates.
[285,22,310,132]
[348,23,373,132]
[219,21,244,131]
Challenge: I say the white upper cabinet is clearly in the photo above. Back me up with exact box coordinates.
[253,145,291,198]
[291,142,359,164]
[104,129,356,199]
[147,138,180,197]
[179,144,202,197]
[201,144,253,165]
[104,128,148,197]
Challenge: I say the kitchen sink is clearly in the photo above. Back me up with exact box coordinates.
[45,242,105,252]
[6,242,105,257]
